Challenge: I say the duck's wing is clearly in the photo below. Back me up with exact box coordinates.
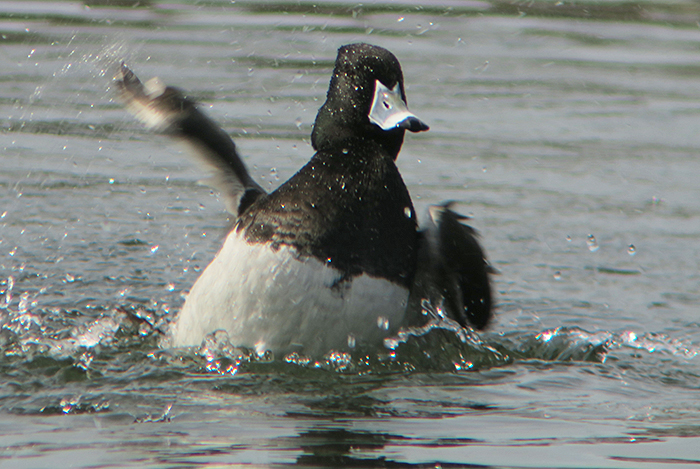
[416,202,493,329]
[115,63,265,217]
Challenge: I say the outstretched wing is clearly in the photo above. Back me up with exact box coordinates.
[115,63,265,216]
[416,202,493,330]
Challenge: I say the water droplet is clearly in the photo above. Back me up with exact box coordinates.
[150,245,159,254]
[586,234,599,252]
[139,323,151,336]
[254,340,267,357]
[284,352,311,366]
[18,292,30,313]
[109,178,114,184]
[78,351,94,370]
[1,211,7,219]
[165,283,175,292]
[538,329,555,343]
[454,360,473,371]
[566,235,572,242]
[404,206,412,218]
[627,244,636,256]
[326,351,352,371]
[295,117,302,129]
[61,398,76,414]
[341,148,349,155]
[347,334,356,349]
[377,316,389,330]
[0,276,14,309]
[553,271,562,280]
[397,16,405,22]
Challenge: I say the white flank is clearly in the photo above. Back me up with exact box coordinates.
[171,230,409,357]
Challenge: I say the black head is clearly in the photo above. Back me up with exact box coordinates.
[311,43,428,160]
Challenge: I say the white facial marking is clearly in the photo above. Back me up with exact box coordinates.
[368,80,417,130]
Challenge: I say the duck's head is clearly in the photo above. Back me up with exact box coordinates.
[311,43,429,159]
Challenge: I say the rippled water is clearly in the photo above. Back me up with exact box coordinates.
[2,1,700,467]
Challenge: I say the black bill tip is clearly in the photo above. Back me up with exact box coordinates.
[398,116,429,133]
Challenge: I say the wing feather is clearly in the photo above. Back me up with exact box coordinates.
[116,63,265,216]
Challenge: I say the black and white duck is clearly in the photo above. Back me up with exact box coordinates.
[116,43,492,358]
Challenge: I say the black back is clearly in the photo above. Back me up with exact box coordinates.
[237,44,419,286]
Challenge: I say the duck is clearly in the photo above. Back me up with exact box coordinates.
[116,43,492,358]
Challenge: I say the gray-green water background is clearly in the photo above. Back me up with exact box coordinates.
[1,0,700,467]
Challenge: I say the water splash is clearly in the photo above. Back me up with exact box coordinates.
[134,404,173,424]
[284,352,312,366]
[514,327,699,363]
[385,299,483,350]
[197,330,250,376]
[72,316,120,348]
[376,316,390,330]
[41,396,110,416]
[382,299,509,371]
[324,351,353,371]
[0,276,14,310]
[614,330,697,358]
[586,234,599,252]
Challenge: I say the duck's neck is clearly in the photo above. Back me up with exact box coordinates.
[311,107,406,160]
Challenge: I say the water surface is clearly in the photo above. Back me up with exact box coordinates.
[2,1,700,467]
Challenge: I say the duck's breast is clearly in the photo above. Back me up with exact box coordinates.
[171,230,409,357]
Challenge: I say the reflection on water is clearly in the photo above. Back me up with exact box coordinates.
[2,0,700,467]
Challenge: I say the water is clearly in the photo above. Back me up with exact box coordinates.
[2,1,700,467]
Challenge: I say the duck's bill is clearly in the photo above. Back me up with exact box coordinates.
[368,80,429,133]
